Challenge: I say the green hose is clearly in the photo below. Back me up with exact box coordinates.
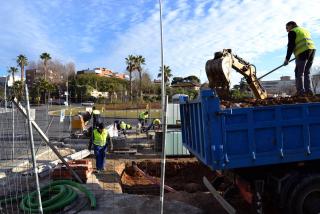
[0,180,96,213]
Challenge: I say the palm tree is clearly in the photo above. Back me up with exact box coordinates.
[125,55,135,100]
[134,55,145,98]
[158,65,172,84]
[16,54,28,82]
[40,52,51,81]
[8,67,18,84]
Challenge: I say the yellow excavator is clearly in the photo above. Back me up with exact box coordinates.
[205,49,267,99]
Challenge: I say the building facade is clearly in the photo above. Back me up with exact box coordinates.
[0,75,21,87]
[261,76,295,96]
[77,67,128,80]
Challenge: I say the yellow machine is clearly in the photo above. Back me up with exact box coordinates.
[71,114,88,138]
[205,49,267,99]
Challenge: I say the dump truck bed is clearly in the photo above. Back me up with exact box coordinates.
[179,89,320,170]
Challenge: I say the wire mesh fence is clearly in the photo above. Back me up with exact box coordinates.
[0,99,214,214]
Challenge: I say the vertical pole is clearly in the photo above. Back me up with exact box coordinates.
[159,0,167,213]
[12,98,14,160]
[4,76,7,111]
[25,84,43,214]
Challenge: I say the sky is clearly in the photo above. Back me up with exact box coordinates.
[0,0,320,85]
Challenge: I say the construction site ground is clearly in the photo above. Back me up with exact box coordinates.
[68,132,251,214]
[1,101,296,213]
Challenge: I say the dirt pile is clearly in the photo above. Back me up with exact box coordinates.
[120,159,250,213]
[220,95,320,108]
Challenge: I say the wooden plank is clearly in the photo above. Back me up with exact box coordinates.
[113,149,137,154]
[203,176,236,214]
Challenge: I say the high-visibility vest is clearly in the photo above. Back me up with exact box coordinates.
[153,119,161,125]
[139,112,148,120]
[292,27,316,57]
[93,129,108,146]
[93,109,101,115]
[126,124,132,129]
[120,122,126,130]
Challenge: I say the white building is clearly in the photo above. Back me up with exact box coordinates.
[0,75,21,87]
[261,76,295,96]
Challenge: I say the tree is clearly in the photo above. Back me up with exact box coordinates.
[8,67,18,84]
[16,54,28,82]
[12,81,24,101]
[158,65,172,84]
[125,55,135,100]
[141,72,153,94]
[30,78,56,103]
[171,77,184,85]
[65,62,76,78]
[40,52,51,81]
[134,55,145,99]
[184,75,200,84]
[230,78,251,99]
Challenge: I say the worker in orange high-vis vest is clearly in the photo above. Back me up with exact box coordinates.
[89,122,109,173]
[284,21,316,96]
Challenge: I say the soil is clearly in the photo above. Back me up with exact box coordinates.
[120,158,251,213]
[220,95,320,108]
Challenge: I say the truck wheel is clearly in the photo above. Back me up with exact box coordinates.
[288,175,320,214]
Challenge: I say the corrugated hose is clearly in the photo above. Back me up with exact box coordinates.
[0,180,96,213]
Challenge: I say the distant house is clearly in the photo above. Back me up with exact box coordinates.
[90,89,109,98]
[170,82,200,91]
[77,67,128,80]
[153,79,161,84]
[26,68,62,84]
[0,75,21,87]
[26,69,41,86]
[261,76,295,96]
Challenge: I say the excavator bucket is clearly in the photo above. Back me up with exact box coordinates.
[205,49,267,99]
[205,51,232,98]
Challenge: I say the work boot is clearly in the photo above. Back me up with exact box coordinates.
[304,90,314,96]
[293,91,305,97]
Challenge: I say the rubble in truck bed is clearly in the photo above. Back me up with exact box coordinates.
[220,95,320,108]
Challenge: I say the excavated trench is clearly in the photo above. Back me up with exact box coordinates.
[120,159,251,213]
[121,159,217,195]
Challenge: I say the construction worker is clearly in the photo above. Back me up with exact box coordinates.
[119,121,132,135]
[138,111,149,127]
[146,118,161,131]
[89,122,109,173]
[284,21,316,96]
[92,106,101,128]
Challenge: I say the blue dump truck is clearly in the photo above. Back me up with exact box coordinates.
[180,89,320,214]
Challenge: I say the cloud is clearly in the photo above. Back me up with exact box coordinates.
[0,0,319,87]
[103,0,320,85]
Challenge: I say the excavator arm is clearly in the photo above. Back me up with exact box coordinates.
[205,49,267,99]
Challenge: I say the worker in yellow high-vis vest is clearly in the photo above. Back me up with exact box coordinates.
[284,21,316,96]
[91,106,101,128]
[89,122,109,173]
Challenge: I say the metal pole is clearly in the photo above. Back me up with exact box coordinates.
[25,84,43,214]
[4,75,7,111]
[257,58,295,81]
[12,97,14,161]
[159,0,167,213]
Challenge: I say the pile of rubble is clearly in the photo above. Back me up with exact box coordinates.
[220,95,320,108]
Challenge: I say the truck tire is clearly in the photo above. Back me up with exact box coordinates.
[281,173,305,209]
[287,175,320,214]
